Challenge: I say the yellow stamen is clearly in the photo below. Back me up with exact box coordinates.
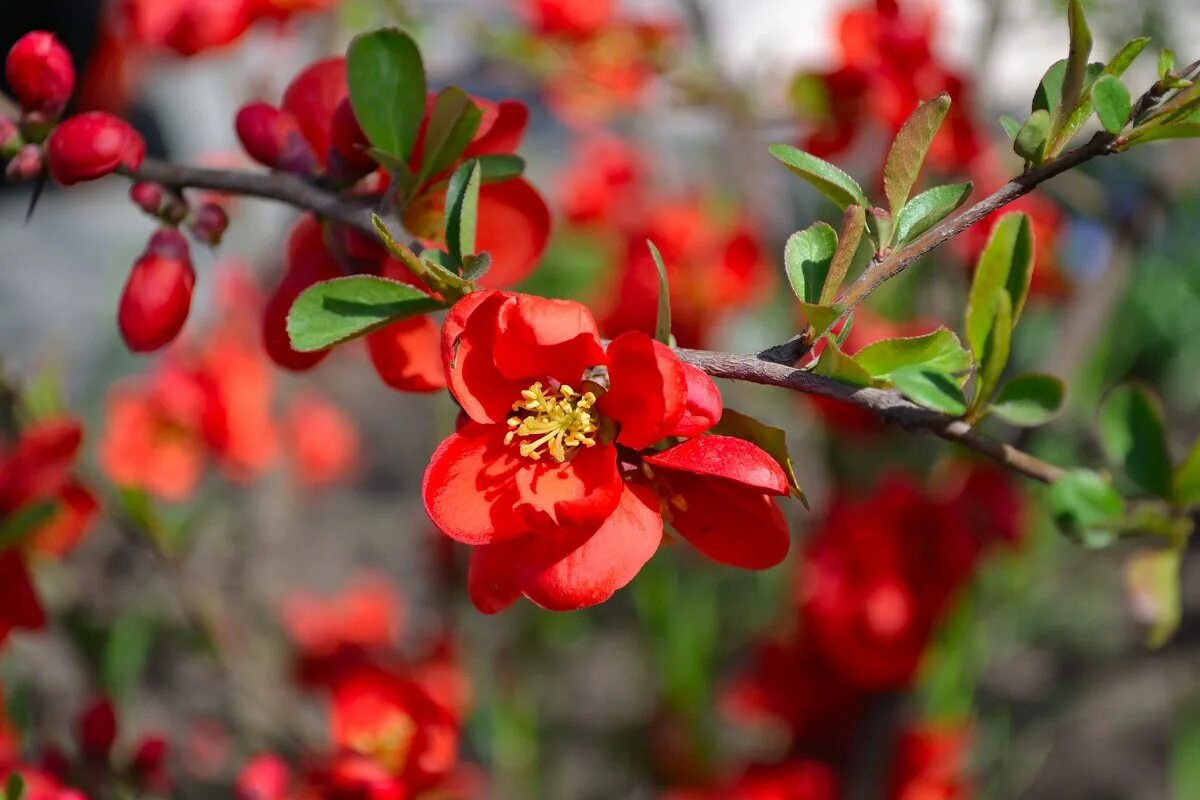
[506,381,599,462]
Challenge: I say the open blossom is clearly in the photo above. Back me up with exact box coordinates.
[423,290,791,613]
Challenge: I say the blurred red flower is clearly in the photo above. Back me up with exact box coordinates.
[887,724,973,800]
[283,393,361,489]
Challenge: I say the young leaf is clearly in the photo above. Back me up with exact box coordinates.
[798,301,845,340]
[1159,48,1176,80]
[965,212,1033,361]
[646,240,672,345]
[478,154,525,183]
[287,276,444,352]
[1014,109,1052,162]
[784,222,838,304]
[346,28,426,161]
[884,93,951,218]
[1107,37,1151,78]
[890,367,968,416]
[415,87,483,187]
[971,290,1013,413]
[1051,38,1143,153]
[853,328,971,381]
[1049,469,1124,548]
[999,115,1022,140]
[821,204,866,304]
[989,373,1066,426]
[1099,383,1173,499]
[1092,75,1132,133]
[768,144,869,210]
[710,408,807,505]
[1125,547,1183,648]
[1053,0,1094,137]
[461,252,492,282]
[1033,59,1068,114]
[1174,436,1200,505]
[812,337,873,387]
[445,159,482,266]
[1122,122,1200,147]
[893,181,972,246]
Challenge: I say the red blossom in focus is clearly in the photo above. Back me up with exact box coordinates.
[46,112,145,186]
[6,31,75,117]
[118,228,197,353]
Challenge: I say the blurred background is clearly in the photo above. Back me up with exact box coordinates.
[2,1,1200,798]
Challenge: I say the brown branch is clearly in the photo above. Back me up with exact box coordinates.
[675,347,1066,485]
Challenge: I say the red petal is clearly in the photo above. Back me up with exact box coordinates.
[645,435,788,495]
[422,423,528,545]
[281,57,348,168]
[467,539,524,614]
[662,473,790,569]
[29,480,99,558]
[465,99,529,157]
[368,316,445,393]
[599,332,687,451]
[492,294,607,385]
[668,363,722,437]
[0,418,83,512]
[475,178,552,288]
[0,548,45,643]
[441,290,526,423]
[510,438,622,532]
[518,483,662,611]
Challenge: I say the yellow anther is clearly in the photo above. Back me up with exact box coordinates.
[506,381,603,462]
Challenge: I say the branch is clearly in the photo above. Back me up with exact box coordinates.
[674,347,1066,485]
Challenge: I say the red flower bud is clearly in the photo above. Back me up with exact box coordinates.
[130,735,170,791]
[77,697,117,762]
[189,202,230,246]
[5,31,75,116]
[235,102,317,174]
[328,98,374,181]
[129,181,165,215]
[118,231,196,353]
[0,115,22,159]
[5,143,43,181]
[146,227,191,260]
[46,112,145,186]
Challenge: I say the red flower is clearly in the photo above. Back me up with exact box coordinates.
[118,228,196,353]
[236,755,292,800]
[116,0,256,57]
[5,31,75,116]
[887,724,973,800]
[262,215,343,371]
[283,393,360,488]
[77,698,118,762]
[522,0,617,37]
[556,135,644,225]
[283,575,401,663]
[425,290,791,612]
[0,549,44,647]
[46,112,145,186]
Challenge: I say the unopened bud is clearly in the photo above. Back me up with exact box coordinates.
[129,181,165,215]
[77,697,117,763]
[189,202,229,246]
[118,232,196,353]
[0,116,23,160]
[5,31,75,117]
[5,143,43,181]
[46,112,145,186]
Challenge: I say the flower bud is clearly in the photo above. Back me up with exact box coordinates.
[5,143,43,181]
[0,115,23,159]
[46,112,145,186]
[235,102,317,174]
[189,202,230,246]
[118,231,196,353]
[130,735,170,792]
[77,697,117,762]
[5,31,75,117]
[129,181,165,215]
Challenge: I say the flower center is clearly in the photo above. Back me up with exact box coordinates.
[505,382,599,462]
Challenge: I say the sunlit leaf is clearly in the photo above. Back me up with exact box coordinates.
[812,337,873,387]
[884,93,951,218]
[768,144,869,210]
[1174,436,1200,505]
[784,221,838,305]
[1014,109,1052,162]
[1052,0,1094,140]
[971,290,1012,412]
[415,87,482,187]
[287,276,443,352]
[965,212,1033,361]
[1092,75,1132,133]
[890,367,968,415]
[346,28,426,161]
[821,205,866,304]
[798,301,845,340]
[646,239,672,345]
[853,328,971,381]
[894,182,973,246]
[445,159,482,266]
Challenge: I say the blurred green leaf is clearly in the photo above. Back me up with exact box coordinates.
[890,366,968,415]
[1175,437,1200,505]
[1014,109,1052,162]
[710,408,806,504]
[1049,469,1124,547]
[854,328,971,381]
[768,144,869,211]
[415,87,483,188]
[999,114,1022,140]
[1125,547,1183,648]
[821,204,865,304]
[965,212,1033,361]
[287,276,443,352]
[812,337,873,387]
[0,501,57,550]
[1172,700,1200,799]
[784,222,838,305]
[5,773,24,800]
[1099,384,1173,499]
[347,28,426,161]
[894,182,973,246]
[1092,75,1132,133]
[990,373,1066,426]
[445,159,482,266]
[646,240,672,345]
[884,93,951,219]
[103,614,154,701]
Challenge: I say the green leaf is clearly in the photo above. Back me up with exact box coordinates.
[894,181,972,246]
[884,93,950,218]
[461,252,492,282]
[1172,700,1200,800]
[1014,109,1052,162]
[1125,547,1183,648]
[1122,122,1200,146]
[989,373,1066,426]
[972,290,1012,413]
[768,144,869,210]
[833,312,854,349]
[445,159,482,266]
[414,87,483,188]
[1099,383,1173,499]
[0,501,57,550]
[1174,436,1200,505]
[646,240,672,345]
[784,222,838,304]
[853,328,971,381]
[812,337,873,387]
[1048,38,1145,153]
[1107,37,1151,78]
[798,301,845,340]
[346,28,426,161]
[287,276,444,352]
[1049,469,1124,548]
[1092,75,1132,133]
[1159,48,1176,80]
[6,774,24,800]
[709,408,807,505]
[821,204,866,304]
[890,366,968,415]
[965,212,1033,361]
[999,114,1022,140]
[1052,0,1094,138]
[478,154,525,183]
[103,614,154,701]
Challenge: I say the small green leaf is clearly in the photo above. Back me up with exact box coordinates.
[1048,38,1145,154]
[346,28,426,161]
[798,301,845,340]
[478,154,525,183]
[709,408,807,505]
[784,221,838,305]
[972,290,1013,413]
[0,501,57,550]
[1049,469,1124,547]
[1107,37,1151,78]
[1053,0,1094,138]
[287,276,444,352]
[445,159,482,266]
[1014,109,1052,162]
[894,181,973,246]
[1125,547,1183,648]
[768,144,869,210]
[646,240,672,345]
[1092,75,1132,133]
[103,614,154,701]
[1034,59,1068,114]
[414,87,483,188]
[6,773,25,800]
[1122,122,1200,146]
[853,328,971,381]
[989,373,1066,426]
[1174,436,1200,505]
[890,367,967,415]
[461,252,492,282]
[884,93,951,218]
[812,337,873,387]
[965,212,1033,361]
[1099,383,1173,499]
[821,205,866,304]
[999,114,1022,140]
[1159,48,1176,80]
